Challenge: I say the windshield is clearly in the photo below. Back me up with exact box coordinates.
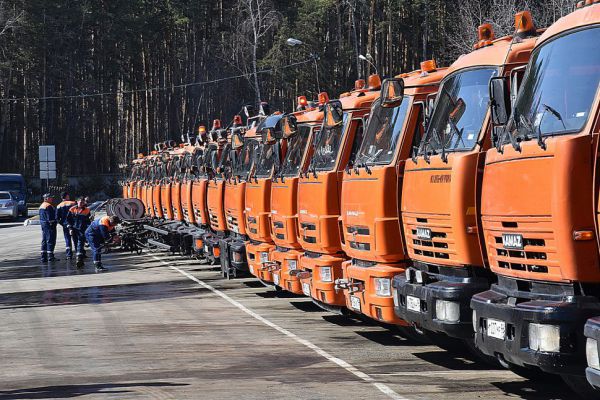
[310,113,348,171]
[356,98,411,166]
[424,68,496,154]
[233,139,259,179]
[254,143,279,178]
[0,181,22,191]
[280,126,312,176]
[509,27,600,142]
[0,193,11,200]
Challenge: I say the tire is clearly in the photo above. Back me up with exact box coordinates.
[561,374,600,399]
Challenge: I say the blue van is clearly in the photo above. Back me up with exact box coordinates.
[0,174,28,217]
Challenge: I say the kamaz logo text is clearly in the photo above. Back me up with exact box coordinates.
[430,174,451,184]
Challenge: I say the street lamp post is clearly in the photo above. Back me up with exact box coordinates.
[358,53,378,76]
[286,38,321,94]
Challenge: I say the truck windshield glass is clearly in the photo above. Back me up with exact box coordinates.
[280,126,312,176]
[310,113,348,171]
[234,139,259,179]
[424,68,496,154]
[254,143,279,178]
[356,97,410,166]
[509,27,600,141]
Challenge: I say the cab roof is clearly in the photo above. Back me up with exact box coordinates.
[398,65,449,96]
[295,106,324,124]
[444,33,536,76]
[537,3,599,46]
[338,85,380,110]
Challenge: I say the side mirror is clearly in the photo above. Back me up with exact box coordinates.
[282,114,298,138]
[449,98,466,123]
[232,131,245,149]
[489,76,509,126]
[380,78,405,108]
[362,113,370,128]
[323,100,344,128]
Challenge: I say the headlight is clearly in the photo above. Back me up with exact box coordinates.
[529,323,560,352]
[393,287,400,307]
[374,278,391,297]
[587,338,600,370]
[319,266,332,282]
[415,270,424,284]
[232,251,243,263]
[287,259,297,271]
[435,300,460,322]
[259,252,269,263]
[18,200,25,206]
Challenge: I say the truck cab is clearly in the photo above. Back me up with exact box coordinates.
[220,110,264,278]
[245,112,285,280]
[263,99,324,290]
[204,120,232,264]
[297,77,381,311]
[394,16,538,342]
[467,4,600,395]
[337,62,446,325]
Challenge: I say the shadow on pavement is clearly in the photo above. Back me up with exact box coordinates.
[0,381,188,399]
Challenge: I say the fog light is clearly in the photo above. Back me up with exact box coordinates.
[374,278,391,297]
[320,266,332,282]
[529,323,560,352]
[472,310,478,332]
[435,300,460,322]
[260,252,269,263]
[587,338,599,370]
[287,259,297,271]
[393,287,400,307]
[415,270,424,284]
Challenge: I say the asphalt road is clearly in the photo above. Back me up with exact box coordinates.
[0,221,577,399]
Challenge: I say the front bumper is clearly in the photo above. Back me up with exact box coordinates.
[393,265,491,339]
[585,317,600,389]
[300,253,347,307]
[221,237,248,273]
[271,248,303,293]
[204,232,227,264]
[245,241,276,281]
[340,261,408,325]
[471,280,600,375]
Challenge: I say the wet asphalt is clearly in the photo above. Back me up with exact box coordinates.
[0,220,577,399]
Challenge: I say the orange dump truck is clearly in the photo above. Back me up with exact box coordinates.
[394,15,539,343]
[466,3,600,395]
[204,120,232,264]
[245,111,286,280]
[219,109,264,278]
[297,77,381,311]
[261,100,324,289]
[336,62,446,325]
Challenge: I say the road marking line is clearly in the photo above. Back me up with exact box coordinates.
[152,255,409,400]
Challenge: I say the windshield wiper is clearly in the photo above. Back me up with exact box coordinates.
[542,103,567,130]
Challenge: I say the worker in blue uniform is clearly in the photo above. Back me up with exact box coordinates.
[39,193,58,262]
[56,192,76,259]
[66,197,91,268]
[85,215,120,271]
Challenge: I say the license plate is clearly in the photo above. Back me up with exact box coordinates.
[273,274,280,286]
[302,282,311,296]
[406,295,421,312]
[416,227,432,240]
[350,295,361,311]
[260,252,269,263]
[502,233,523,249]
[249,265,254,275]
[486,318,506,340]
